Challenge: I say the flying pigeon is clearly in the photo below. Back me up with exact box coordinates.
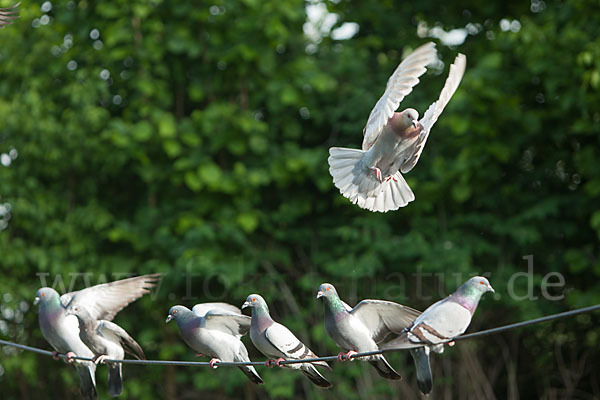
[328,42,466,212]
[0,3,19,29]
[316,283,421,380]
[34,274,160,399]
[166,303,263,384]
[65,304,145,397]
[382,276,495,394]
[242,294,332,388]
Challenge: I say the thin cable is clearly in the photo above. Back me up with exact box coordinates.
[1,304,598,367]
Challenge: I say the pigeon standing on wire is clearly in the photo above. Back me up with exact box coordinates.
[328,42,466,212]
[382,276,494,394]
[242,294,332,388]
[316,283,421,380]
[34,274,160,400]
[66,305,146,397]
[166,303,263,384]
[0,3,19,28]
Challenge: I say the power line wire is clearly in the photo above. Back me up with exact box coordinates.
[1,303,598,367]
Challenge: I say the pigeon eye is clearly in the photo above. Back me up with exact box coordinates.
[41,293,45,297]
[480,281,485,285]
[325,287,330,291]
[252,298,256,302]
[173,310,178,314]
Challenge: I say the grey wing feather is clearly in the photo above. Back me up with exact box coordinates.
[192,303,242,317]
[362,42,438,151]
[63,274,161,321]
[204,312,251,337]
[401,53,466,173]
[99,320,146,360]
[350,300,422,344]
[264,323,329,368]
[0,3,19,28]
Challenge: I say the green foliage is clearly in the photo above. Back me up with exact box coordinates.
[1,0,599,399]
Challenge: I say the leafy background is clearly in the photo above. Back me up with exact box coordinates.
[1,0,599,399]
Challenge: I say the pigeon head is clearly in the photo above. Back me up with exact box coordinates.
[402,108,420,129]
[241,294,268,312]
[33,287,60,307]
[166,305,193,323]
[462,276,494,295]
[316,283,338,300]
[65,304,93,321]
[452,276,494,314]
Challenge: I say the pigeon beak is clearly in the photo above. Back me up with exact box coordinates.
[241,301,250,309]
[316,291,324,299]
[488,284,495,293]
[412,120,419,129]
[165,315,173,323]
[33,297,40,306]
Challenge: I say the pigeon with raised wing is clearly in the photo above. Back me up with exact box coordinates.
[328,42,466,212]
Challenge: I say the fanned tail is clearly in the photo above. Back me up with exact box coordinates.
[357,171,415,212]
[329,148,414,212]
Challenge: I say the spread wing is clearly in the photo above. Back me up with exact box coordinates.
[192,303,242,317]
[203,312,251,337]
[98,320,146,360]
[0,3,19,29]
[401,53,466,173]
[362,42,438,151]
[350,299,422,344]
[62,274,161,321]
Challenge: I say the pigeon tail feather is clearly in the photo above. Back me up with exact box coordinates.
[238,366,264,385]
[301,364,333,388]
[108,364,123,397]
[75,363,97,400]
[368,355,402,380]
[410,347,433,394]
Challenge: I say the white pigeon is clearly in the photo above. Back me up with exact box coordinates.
[328,42,466,212]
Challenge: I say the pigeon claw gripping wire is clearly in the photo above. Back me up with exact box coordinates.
[337,350,358,362]
[51,351,61,361]
[93,355,109,365]
[209,358,221,369]
[65,351,77,363]
[265,358,285,368]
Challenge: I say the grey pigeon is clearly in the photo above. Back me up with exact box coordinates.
[382,276,495,394]
[316,283,421,380]
[0,3,19,29]
[328,42,466,212]
[66,305,146,397]
[34,274,160,399]
[242,294,332,388]
[166,303,263,384]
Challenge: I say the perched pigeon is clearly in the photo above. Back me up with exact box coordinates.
[382,276,495,394]
[34,274,160,399]
[242,294,332,388]
[316,283,421,380]
[328,42,466,212]
[166,303,263,384]
[66,305,146,397]
[0,3,19,29]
